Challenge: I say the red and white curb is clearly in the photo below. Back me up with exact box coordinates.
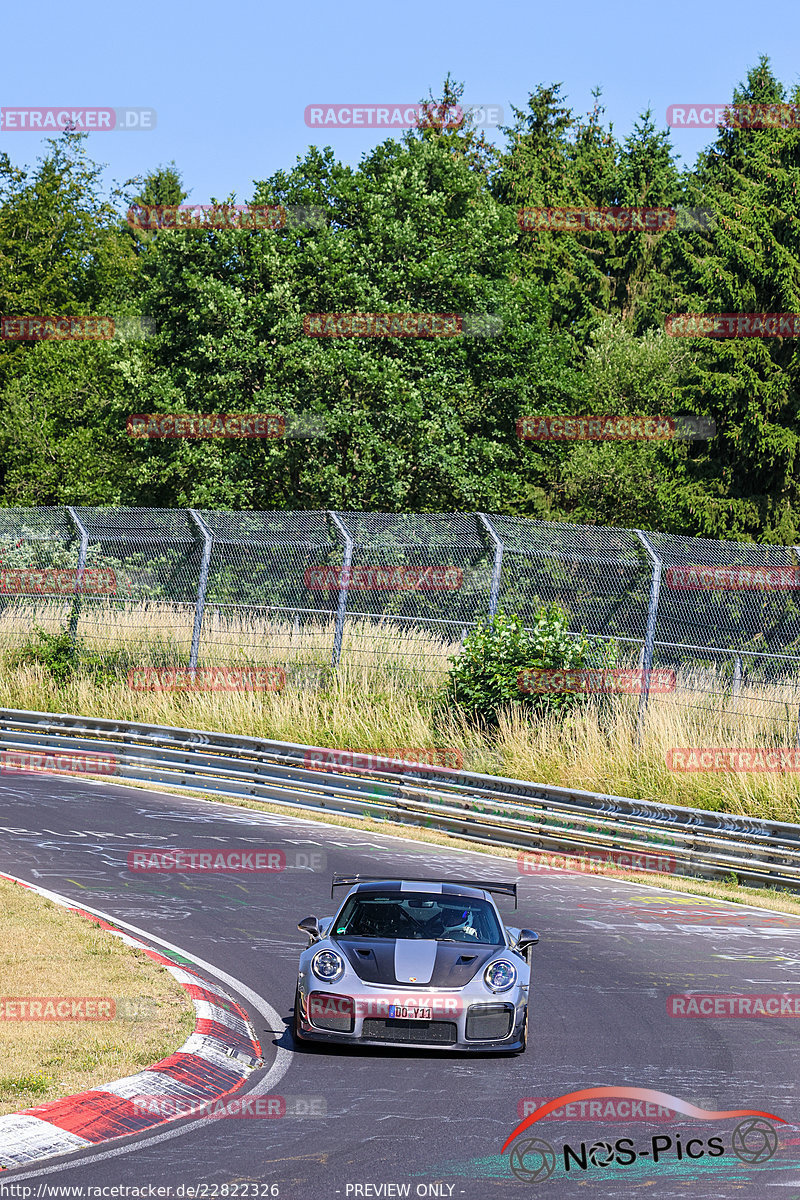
[0,872,263,1170]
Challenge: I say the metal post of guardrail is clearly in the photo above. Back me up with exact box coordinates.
[65,506,89,649]
[477,513,504,619]
[188,511,214,675]
[634,531,663,742]
[732,654,742,700]
[328,512,353,669]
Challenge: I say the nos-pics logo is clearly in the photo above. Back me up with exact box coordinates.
[503,1087,784,1182]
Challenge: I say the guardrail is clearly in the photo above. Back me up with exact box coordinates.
[1,707,799,892]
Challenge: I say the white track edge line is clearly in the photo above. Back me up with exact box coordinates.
[0,871,293,1180]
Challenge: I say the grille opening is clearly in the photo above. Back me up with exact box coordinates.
[465,1004,514,1040]
[307,992,355,1033]
[361,1018,457,1045]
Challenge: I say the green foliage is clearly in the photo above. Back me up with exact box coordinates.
[0,61,798,541]
[0,1073,51,1094]
[9,624,172,686]
[12,626,79,684]
[512,314,702,527]
[444,605,593,723]
[665,57,800,541]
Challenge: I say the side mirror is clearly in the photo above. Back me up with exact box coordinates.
[517,929,539,955]
[298,916,320,943]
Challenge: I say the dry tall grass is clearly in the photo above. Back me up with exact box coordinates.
[0,602,798,822]
[0,878,194,1115]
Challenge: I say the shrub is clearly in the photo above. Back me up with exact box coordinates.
[9,625,143,685]
[444,605,599,724]
[11,627,79,685]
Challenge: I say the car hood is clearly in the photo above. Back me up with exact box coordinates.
[335,937,499,987]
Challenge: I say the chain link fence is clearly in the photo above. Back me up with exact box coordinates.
[1,506,800,722]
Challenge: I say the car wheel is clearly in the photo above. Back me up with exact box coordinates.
[292,987,304,1043]
[516,1005,528,1054]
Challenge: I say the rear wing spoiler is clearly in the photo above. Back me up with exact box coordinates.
[330,874,517,908]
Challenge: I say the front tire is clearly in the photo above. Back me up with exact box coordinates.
[515,1005,528,1054]
[292,987,304,1043]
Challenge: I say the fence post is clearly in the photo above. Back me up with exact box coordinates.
[634,530,663,741]
[328,512,353,669]
[188,510,214,674]
[732,654,742,700]
[65,506,89,648]
[477,513,504,619]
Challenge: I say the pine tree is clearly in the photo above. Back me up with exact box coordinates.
[668,57,800,539]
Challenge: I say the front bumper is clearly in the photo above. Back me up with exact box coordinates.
[295,983,527,1052]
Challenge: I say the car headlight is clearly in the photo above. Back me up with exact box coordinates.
[311,949,345,982]
[484,959,517,993]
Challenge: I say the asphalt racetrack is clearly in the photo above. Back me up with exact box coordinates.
[0,770,799,1199]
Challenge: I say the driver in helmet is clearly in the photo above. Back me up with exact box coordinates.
[439,905,480,940]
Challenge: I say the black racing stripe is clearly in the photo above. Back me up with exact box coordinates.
[428,942,496,987]
[338,939,399,984]
[337,938,497,987]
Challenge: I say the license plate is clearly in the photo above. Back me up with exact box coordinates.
[389,1005,432,1020]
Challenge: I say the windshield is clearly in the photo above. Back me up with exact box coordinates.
[332,891,503,943]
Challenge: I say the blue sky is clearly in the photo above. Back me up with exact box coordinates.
[2,0,799,207]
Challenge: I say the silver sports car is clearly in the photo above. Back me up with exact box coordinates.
[292,875,539,1053]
